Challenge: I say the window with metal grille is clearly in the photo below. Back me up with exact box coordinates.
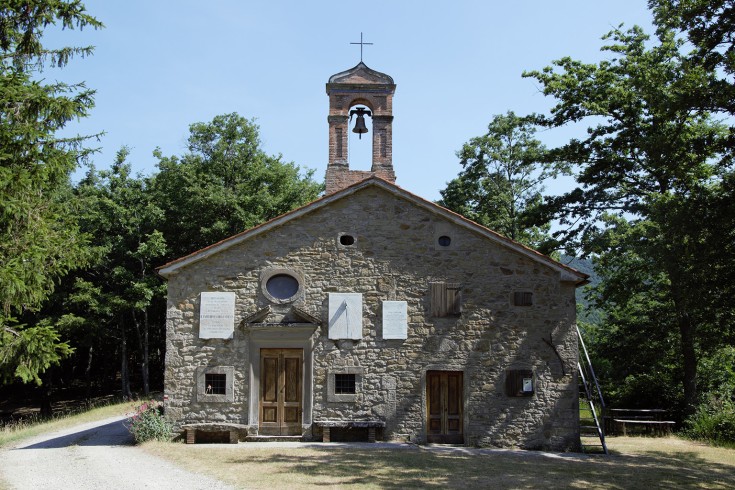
[334,374,356,394]
[430,282,461,317]
[505,369,534,396]
[205,373,227,395]
[513,291,533,306]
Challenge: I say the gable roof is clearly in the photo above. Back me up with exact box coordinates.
[156,178,588,285]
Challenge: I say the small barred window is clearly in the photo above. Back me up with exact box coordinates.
[334,374,356,394]
[513,291,533,306]
[205,373,227,395]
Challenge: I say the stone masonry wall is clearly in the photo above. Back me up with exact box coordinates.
[163,185,580,450]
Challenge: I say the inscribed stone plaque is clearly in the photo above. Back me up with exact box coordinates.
[382,301,407,339]
[199,292,235,339]
[328,293,362,340]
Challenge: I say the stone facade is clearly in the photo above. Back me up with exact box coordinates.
[160,61,586,451]
[160,180,586,450]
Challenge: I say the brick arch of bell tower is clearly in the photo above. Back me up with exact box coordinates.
[348,97,374,110]
[325,62,396,195]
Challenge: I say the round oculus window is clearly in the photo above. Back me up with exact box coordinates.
[438,235,452,247]
[265,274,300,301]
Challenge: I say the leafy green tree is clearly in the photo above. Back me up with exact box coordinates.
[66,148,167,397]
[650,0,735,118]
[153,113,323,258]
[0,1,102,384]
[438,112,563,249]
[33,114,323,400]
[524,25,732,414]
[582,215,684,410]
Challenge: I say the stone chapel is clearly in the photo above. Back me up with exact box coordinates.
[158,61,588,450]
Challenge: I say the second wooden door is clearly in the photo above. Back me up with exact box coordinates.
[426,370,464,444]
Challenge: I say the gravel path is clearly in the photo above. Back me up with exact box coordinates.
[0,416,233,490]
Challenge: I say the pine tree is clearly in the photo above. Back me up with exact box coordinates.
[0,1,102,384]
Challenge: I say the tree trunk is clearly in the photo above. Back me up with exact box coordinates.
[678,313,698,416]
[84,345,94,401]
[666,254,698,416]
[39,370,53,418]
[143,308,150,395]
[120,322,132,400]
[132,309,150,396]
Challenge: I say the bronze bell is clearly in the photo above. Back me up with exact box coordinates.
[350,107,372,139]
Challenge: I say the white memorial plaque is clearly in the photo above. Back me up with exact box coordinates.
[328,293,362,340]
[382,301,407,339]
[199,292,235,339]
[522,377,533,393]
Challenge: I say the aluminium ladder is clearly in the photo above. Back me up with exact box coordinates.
[577,325,608,454]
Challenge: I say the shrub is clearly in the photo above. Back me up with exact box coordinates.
[698,347,735,400]
[127,401,172,444]
[685,395,735,446]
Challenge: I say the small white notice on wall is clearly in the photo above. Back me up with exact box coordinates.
[382,301,408,339]
[199,292,236,339]
[328,293,362,340]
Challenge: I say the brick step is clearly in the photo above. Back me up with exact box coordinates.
[245,435,303,443]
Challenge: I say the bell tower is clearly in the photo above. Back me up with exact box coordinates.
[325,61,396,194]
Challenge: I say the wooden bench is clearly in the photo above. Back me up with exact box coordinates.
[181,423,249,444]
[314,420,385,443]
[606,409,675,436]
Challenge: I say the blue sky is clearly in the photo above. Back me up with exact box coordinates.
[48,1,654,201]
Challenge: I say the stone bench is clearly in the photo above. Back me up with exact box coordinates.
[181,423,249,444]
[314,420,385,443]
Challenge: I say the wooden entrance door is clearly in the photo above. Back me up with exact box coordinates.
[260,348,303,436]
[426,371,463,444]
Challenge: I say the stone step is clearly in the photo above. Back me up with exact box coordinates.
[245,435,303,443]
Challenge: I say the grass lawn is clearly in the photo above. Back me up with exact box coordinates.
[143,436,735,489]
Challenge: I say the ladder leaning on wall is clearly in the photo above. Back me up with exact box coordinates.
[577,325,608,454]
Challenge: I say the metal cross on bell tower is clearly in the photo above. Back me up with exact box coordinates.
[350,32,373,62]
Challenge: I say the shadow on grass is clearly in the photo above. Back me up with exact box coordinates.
[216,445,735,489]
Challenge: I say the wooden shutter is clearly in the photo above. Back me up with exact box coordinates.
[431,282,461,317]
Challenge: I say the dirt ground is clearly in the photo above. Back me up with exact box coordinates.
[2,414,734,489]
[0,415,232,490]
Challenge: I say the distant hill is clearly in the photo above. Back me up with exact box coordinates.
[560,255,602,326]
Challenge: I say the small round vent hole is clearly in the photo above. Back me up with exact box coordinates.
[340,235,355,246]
[438,235,452,247]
